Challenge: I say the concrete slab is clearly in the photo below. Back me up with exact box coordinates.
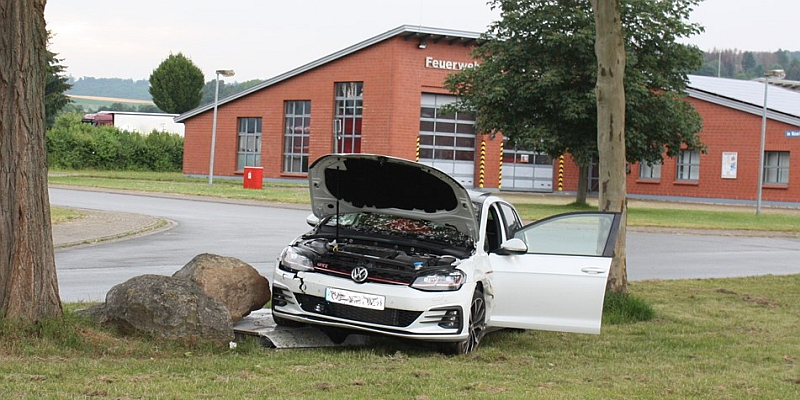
[233,309,369,349]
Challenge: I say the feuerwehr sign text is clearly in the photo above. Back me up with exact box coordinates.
[425,57,479,71]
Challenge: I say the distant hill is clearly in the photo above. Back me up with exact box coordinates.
[66,76,266,107]
[67,77,152,101]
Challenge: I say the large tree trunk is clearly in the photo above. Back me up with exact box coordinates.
[591,0,628,293]
[0,0,63,321]
[575,163,589,205]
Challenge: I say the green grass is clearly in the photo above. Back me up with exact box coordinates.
[67,96,154,111]
[602,291,655,325]
[50,207,83,225]
[48,169,800,233]
[2,276,799,399]
[49,170,309,204]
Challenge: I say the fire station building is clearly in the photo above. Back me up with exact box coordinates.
[176,25,800,207]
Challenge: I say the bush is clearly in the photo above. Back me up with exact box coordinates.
[46,113,183,171]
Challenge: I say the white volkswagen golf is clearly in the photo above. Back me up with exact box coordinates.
[272,154,621,354]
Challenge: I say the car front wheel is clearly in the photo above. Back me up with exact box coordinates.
[439,288,485,355]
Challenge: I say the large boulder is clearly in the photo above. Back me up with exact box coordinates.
[173,253,270,323]
[99,274,233,345]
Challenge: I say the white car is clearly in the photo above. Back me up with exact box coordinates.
[272,154,621,354]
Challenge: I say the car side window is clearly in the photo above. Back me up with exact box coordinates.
[513,213,617,257]
[498,203,522,236]
[484,206,502,253]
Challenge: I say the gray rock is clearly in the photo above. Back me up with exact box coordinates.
[75,303,109,323]
[102,274,233,345]
[173,253,271,323]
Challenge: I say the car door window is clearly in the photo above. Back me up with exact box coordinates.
[484,206,502,253]
[498,203,522,236]
[514,213,619,257]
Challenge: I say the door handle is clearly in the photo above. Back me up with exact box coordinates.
[580,267,606,275]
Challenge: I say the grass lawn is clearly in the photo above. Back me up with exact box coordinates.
[1,275,799,399]
[48,169,800,234]
[50,207,83,224]
[29,170,800,397]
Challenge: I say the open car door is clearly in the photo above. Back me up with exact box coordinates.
[487,212,622,334]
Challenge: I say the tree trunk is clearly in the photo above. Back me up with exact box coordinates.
[591,0,628,293]
[0,0,63,321]
[575,163,589,205]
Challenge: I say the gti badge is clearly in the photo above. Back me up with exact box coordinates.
[351,266,369,283]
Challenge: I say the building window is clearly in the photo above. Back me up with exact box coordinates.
[237,117,261,171]
[334,82,363,153]
[639,160,661,179]
[676,150,699,181]
[283,101,310,173]
[763,151,789,184]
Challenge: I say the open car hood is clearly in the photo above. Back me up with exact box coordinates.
[308,154,478,241]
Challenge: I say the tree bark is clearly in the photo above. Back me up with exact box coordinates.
[576,163,588,205]
[591,0,628,293]
[0,0,63,321]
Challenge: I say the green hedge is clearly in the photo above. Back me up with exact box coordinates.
[46,113,183,171]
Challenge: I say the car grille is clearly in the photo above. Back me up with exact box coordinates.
[294,293,421,327]
[314,254,415,285]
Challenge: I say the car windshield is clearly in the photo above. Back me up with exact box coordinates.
[324,213,472,249]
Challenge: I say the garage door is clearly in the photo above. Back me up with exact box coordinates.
[502,148,553,192]
[418,93,476,188]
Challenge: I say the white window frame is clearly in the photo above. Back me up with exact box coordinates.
[283,100,311,173]
[639,160,662,180]
[237,117,262,171]
[763,151,789,184]
[676,150,699,181]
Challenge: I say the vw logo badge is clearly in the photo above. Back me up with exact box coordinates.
[351,266,369,283]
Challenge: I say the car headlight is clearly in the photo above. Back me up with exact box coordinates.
[279,247,314,272]
[411,269,466,291]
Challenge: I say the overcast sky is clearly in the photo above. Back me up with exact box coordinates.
[45,0,798,83]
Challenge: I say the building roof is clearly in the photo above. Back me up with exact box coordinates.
[175,27,800,129]
[687,75,800,126]
[765,78,800,92]
[175,25,482,123]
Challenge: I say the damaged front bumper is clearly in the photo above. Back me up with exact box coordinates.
[271,268,473,342]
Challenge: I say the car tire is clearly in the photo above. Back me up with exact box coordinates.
[439,287,485,355]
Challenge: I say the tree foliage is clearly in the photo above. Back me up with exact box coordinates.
[45,37,72,128]
[445,0,706,194]
[741,51,757,73]
[148,53,204,114]
[200,79,263,106]
[786,59,800,81]
[696,49,800,79]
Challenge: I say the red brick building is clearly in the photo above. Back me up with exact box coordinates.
[177,26,509,190]
[176,26,800,206]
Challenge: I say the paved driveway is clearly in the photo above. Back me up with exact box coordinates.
[49,188,800,302]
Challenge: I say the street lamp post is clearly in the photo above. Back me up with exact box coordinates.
[209,69,235,185]
[756,69,785,215]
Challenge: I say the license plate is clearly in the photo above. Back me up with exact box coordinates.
[325,287,385,310]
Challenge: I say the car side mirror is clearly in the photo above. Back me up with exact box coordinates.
[496,238,528,255]
[306,214,320,227]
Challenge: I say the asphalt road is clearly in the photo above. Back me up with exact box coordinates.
[49,188,800,302]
